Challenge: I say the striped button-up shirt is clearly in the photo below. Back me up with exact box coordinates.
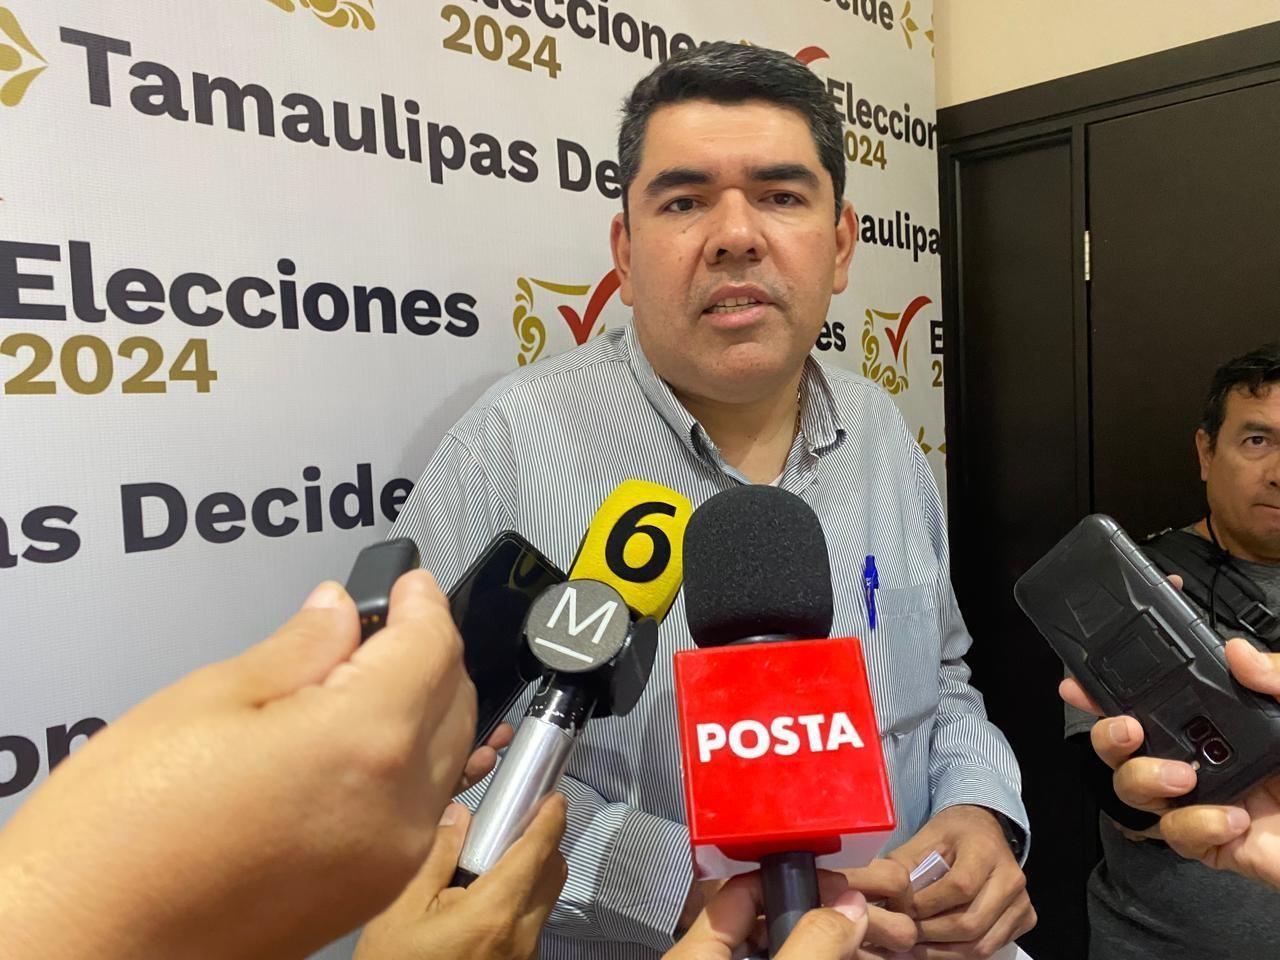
[389,323,1028,959]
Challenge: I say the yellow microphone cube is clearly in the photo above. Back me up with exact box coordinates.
[568,478,692,622]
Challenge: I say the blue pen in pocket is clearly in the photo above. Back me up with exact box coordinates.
[863,554,879,630]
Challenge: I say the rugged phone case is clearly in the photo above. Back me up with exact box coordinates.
[1015,514,1280,805]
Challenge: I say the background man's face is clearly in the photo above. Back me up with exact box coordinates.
[610,99,855,405]
[1197,384,1280,562]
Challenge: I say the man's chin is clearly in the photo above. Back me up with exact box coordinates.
[1240,512,1280,564]
[682,363,797,405]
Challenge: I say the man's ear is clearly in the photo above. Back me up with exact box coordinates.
[610,212,635,307]
[1196,428,1214,482]
[831,200,857,296]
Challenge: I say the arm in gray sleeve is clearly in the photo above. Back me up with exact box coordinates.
[387,430,517,590]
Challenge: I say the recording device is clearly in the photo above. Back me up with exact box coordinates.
[675,485,895,955]
[344,532,565,747]
[344,537,420,641]
[454,479,693,885]
[1015,513,1280,805]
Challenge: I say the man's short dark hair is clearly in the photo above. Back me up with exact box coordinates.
[1201,342,1280,448]
[618,41,845,228]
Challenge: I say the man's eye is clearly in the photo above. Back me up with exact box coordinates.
[770,192,803,206]
[1245,435,1269,446]
[663,197,698,213]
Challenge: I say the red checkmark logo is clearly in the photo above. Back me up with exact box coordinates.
[884,295,931,361]
[795,45,829,66]
[557,269,621,345]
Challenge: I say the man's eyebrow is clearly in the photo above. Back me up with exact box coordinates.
[643,167,713,198]
[642,163,822,199]
[747,163,820,189]
[1237,420,1279,436]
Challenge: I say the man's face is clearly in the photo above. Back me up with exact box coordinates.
[1197,384,1280,563]
[610,99,855,405]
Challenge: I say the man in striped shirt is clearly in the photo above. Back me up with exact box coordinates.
[389,42,1033,960]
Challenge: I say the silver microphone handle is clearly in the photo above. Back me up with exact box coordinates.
[457,715,579,877]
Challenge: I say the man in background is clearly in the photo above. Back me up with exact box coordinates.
[1067,343,1280,958]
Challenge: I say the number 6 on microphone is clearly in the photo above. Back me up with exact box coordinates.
[568,478,692,621]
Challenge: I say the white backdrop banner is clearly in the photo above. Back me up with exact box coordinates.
[0,2,940,949]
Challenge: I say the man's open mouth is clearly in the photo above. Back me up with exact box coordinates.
[706,297,764,315]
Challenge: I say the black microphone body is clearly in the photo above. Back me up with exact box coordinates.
[683,484,835,955]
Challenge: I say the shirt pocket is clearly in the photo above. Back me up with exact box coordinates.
[868,584,942,739]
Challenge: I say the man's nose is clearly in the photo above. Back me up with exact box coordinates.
[703,191,767,266]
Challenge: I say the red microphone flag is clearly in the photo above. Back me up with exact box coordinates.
[674,636,896,879]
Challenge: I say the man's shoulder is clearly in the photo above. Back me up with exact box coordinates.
[452,328,632,432]
[816,359,911,432]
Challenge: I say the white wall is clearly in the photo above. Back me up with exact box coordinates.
[935,0,1280,107]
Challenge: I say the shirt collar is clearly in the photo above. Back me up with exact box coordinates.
[622,321,846,462]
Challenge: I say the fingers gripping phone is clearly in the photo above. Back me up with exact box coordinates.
[344,532,565,748]
[1015,514,1280,805]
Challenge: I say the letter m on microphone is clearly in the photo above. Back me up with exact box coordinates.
[674,637,896,879]
[533,584,621,665]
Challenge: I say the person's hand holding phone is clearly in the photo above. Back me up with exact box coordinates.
[1061,636,1280,890]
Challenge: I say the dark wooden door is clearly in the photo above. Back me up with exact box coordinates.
[1088,80,1280,535]
[949,138,1094,960]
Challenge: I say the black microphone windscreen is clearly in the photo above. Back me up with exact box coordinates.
[684,485,834,647]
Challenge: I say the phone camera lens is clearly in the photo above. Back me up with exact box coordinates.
[1201,738,1233,765]
[1186,717,1213,742]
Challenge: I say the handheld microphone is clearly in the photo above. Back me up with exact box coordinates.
[675,485,895,954]
[454,479,692,885]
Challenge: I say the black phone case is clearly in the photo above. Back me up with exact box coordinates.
[446,531,565,747]
[1015,514,1280,805]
